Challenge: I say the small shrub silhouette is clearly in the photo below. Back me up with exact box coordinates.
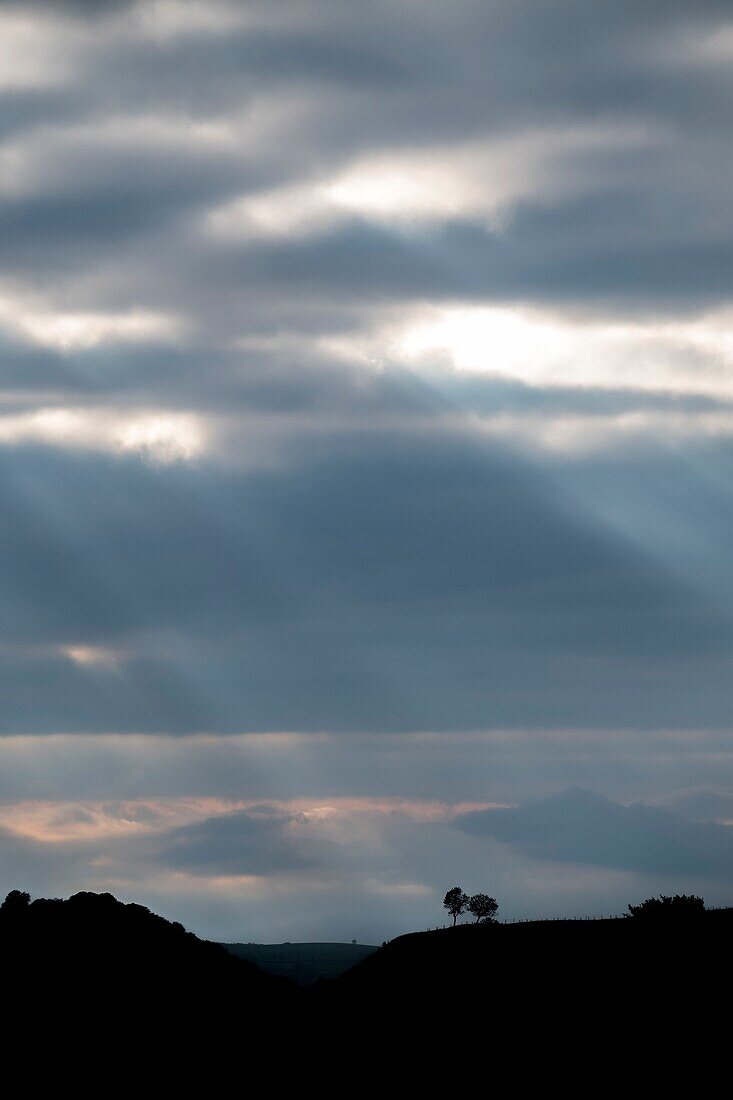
[628,894,705,918]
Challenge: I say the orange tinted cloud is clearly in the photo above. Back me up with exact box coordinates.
[0,795,508,844]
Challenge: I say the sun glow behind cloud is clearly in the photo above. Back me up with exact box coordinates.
[0,794,502,844]
[0,10,75,91]
[60,644,122,670]
[17,310,183,352]
[0,408,205,463]
[324,125,655,224]
[207,123,658,239]
[387,305,733,398]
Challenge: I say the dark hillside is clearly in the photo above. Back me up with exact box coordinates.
[2,891,728,1085]
[1,890,298,1060]
[323,908,733,1062]
[223,940,377,982]
[337,908,733,995]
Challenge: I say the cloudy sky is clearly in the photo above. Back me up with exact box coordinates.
[3,0,733,942]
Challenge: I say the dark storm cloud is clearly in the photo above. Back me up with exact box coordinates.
[0,90,80,141]
[206,185,733,311]
[0,148,272,280]
[67,0,733,137]
[0,334,85,390]
[455,788,733,877]
[7,730,733,809]
[0,431,733,733]
[0,337,447,412]
[0,1,132,9]
[655,791,733,822]
[1,0,732,313]
[154,807,320,876]
[96,25,408,103]
[0,0,731,738]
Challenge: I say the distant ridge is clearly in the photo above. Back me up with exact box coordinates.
[222,940,378,983]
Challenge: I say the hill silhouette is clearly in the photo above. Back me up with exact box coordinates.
[1,889,298,1073]
[223,939,377,982]
[319,903,732,1082]
[331,907,732,1005]
[3,888,729,1084]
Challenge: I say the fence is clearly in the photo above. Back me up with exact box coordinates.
[421,905,731,931]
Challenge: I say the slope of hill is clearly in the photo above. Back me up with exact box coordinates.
[3,889,729,1085]
[0,889,298,1050]
[222,940,377,983]
[321,906,733,1054]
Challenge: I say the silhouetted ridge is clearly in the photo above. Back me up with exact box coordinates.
[322,903,733,1060]
[4,889,730,1084]
[1,889,296,1049]
[223,939,378,982]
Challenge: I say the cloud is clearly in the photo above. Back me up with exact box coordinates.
[0,430,730,733]
[154,806,323,877]
[5,783,733,941]
[3,305,183,351]
[4,759,733,939]
[0,407,204,461]
[2,0,733,931]
[455,788,733,876]
[383,304,733,399]
[648,790,733,824]
[209,123,655,239]
[3,729,733,811]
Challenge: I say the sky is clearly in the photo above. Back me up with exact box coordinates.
[2,0,733,942]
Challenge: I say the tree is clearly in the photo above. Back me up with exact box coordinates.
[467,893,498,924]
[443,886,469,926]
[1,890,30,914]
[628,894,705,919]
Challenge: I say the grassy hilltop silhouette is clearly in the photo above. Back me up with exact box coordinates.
[3,887,729,1085]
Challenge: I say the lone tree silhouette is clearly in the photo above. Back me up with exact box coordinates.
[443,886,470,926]
[628,894,705,919]
[467,893,498,924]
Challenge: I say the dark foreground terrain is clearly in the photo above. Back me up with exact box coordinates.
[3,890,728,1085]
